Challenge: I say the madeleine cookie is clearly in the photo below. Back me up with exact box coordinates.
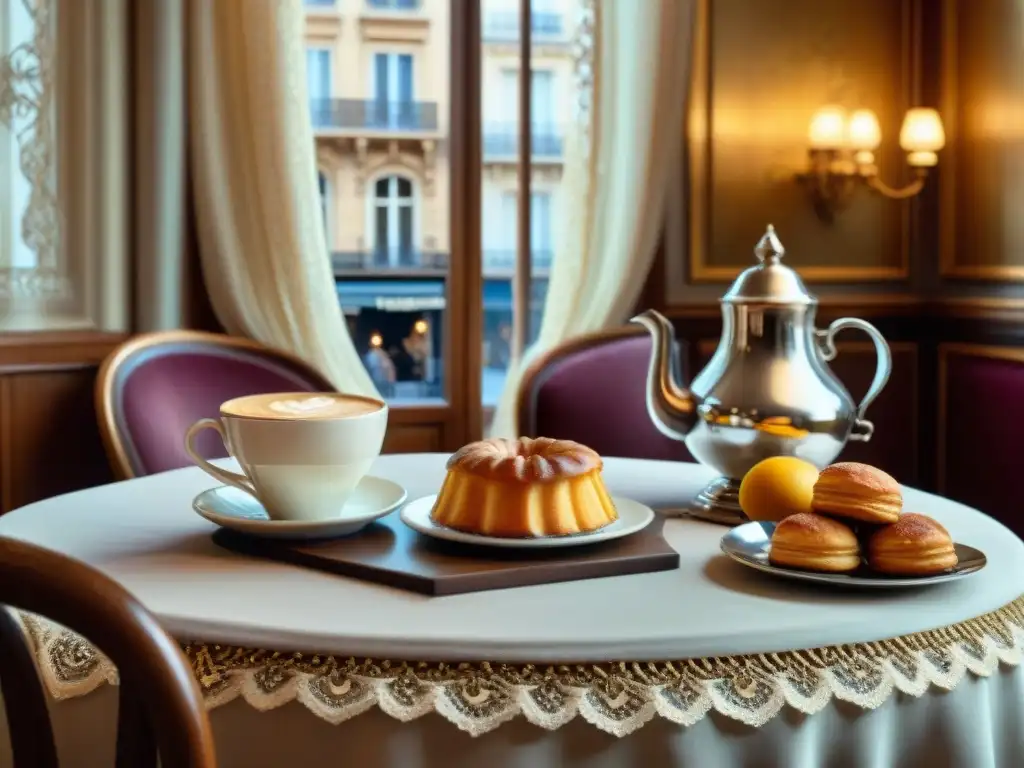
[812,462,902,524]
[867,514,958,576]
[769,513,861,573]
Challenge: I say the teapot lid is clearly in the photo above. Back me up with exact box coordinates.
[721,225,816,306]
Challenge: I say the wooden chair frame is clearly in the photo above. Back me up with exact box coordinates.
[0,537,216,767]
[95,330,335,480]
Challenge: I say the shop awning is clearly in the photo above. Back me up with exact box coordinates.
[336,280,446,313]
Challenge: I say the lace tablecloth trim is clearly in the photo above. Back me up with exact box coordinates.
[18,595,1024,738]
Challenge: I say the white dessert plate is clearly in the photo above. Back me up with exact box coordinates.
[399,494,655,549]
[721,521,987,589]
[192,476,407,541]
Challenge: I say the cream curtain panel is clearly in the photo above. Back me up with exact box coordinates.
[490,0,695,438]
[189,0,378,396]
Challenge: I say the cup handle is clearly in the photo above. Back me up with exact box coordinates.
[815,317,893,443]
[184,418,257,495]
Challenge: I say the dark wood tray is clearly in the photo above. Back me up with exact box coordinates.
[212,512,679,596]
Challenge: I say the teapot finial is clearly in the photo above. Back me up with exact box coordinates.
[754,224,785,265]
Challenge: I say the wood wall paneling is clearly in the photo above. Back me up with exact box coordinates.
[0,368,115,512]
[940,0,1024,280]
[384,407,449,454]
[682,0,915,292]
[0,333,126,515]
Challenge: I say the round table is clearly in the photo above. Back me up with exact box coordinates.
[0,455,1021,768]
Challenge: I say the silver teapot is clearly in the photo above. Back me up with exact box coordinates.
[631,225,892,526]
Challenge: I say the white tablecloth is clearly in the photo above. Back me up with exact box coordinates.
[0,455,1021,767]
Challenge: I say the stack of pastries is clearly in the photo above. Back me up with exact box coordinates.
[751,461,959,577]
[429,437,618,538]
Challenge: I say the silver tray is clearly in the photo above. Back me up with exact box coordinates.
[720,521,987,588]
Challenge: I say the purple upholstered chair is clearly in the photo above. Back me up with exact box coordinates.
[96,330,335,479]
[515,326,694,461]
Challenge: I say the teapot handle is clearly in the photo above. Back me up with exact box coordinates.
[815,317,892,443]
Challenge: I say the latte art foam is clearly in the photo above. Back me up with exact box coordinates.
[268,396,339,416]
[221,392,383,421]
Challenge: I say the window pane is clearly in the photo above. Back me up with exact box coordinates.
[373,53,389,102]
[307,0,449,406]
[480,1,579,425]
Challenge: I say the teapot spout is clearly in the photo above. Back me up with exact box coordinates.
[630,309,699,442]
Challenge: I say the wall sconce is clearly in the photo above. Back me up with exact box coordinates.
[796,105,945,219]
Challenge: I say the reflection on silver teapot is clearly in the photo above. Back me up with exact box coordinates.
[631,225,892,526]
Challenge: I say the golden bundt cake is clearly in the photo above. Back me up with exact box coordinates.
[429,437,619,537]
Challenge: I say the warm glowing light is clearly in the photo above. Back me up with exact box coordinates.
[413,319,428,334]
[900,108,945,166]
[848,109,882,150]
[808,105,848,149]
[369,333,383,348]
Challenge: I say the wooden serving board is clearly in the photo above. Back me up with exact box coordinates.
[212,512,679,596]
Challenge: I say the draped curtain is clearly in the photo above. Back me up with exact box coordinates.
[189,0,379,397]
[489,0,696,437]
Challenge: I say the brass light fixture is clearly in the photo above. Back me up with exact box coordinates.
[796,105,945,219]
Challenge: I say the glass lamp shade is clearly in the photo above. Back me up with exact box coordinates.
[848,109,882,150]
[900,108,945,166]
[808,106,848,150]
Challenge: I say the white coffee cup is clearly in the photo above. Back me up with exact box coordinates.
[185,392,388,522]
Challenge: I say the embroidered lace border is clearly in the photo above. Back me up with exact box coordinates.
[18,595,1024,738]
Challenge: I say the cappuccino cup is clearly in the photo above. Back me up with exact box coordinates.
[185,392,388,522]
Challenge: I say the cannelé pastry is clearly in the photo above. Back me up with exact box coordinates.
[769,512,861,573]
[812,462,902,524]
[429,437,618,538]
[867,513,958,576]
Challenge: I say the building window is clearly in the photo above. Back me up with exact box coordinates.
[372,53,414,129]
[306,47,332,128]
[371,175,415,267]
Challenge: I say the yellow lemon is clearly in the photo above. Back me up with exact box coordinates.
[738,456,819,523]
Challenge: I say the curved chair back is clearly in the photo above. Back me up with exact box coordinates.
[0,536,216,768]
[96,330,336,479]
[516,326,694,461]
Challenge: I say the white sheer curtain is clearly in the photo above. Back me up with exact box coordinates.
[489,0,696,437]
[189,0,378,396]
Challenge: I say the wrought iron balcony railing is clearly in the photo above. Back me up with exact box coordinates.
[483,124,563,159]
[332,249,449,271]
[366,0,420,9]
[311,99,439,132]
[483,11,565,42]
[483,249,554,270]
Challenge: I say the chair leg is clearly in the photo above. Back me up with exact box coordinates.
[0,607,59,768]
[115,683,157,768]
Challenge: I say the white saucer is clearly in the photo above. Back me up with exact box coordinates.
[399,494,655,549]
[193,475,407,541]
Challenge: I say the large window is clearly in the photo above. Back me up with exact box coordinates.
[303,0,580,435]
[304,5,448,408]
